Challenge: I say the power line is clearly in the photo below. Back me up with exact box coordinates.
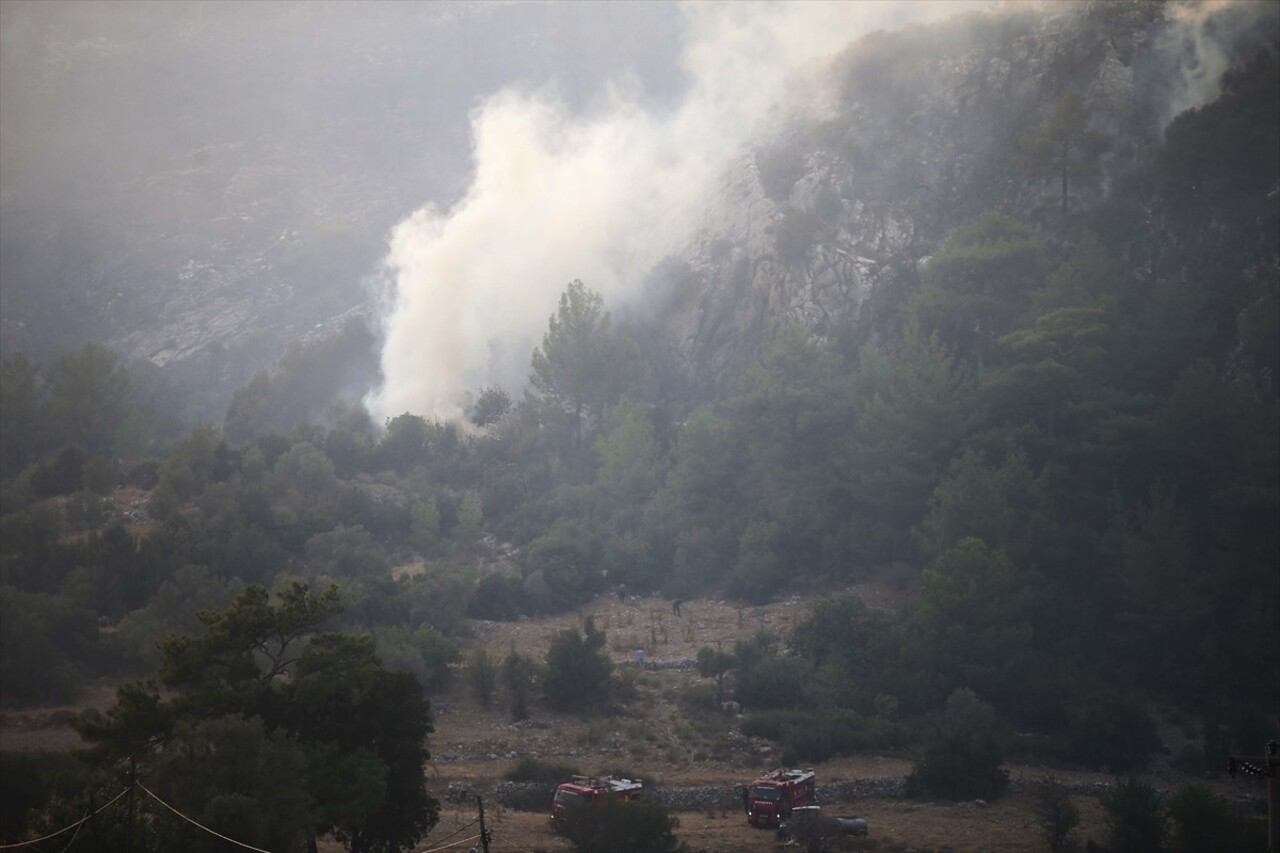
[419,817,479,849]
[482,827,546,852]
[136,782,271,853]
[56,812,86,853]
[7,774,484,853]
[0,789,128,850]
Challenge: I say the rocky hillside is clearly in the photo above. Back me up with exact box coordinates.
[2,1,1274,421]
[0,0,683,418]
[659,0,1276,397]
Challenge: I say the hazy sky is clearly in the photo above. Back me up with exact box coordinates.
[2,0,1272,423]
[0,0,1001,420]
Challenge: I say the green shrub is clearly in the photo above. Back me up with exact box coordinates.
[124,457,162,489]
[727,521,784,604]
[680,684,719,714]
[0,480,32,517]
[1166,783,1248,853]
[543,617,613,712]
[502,650,536,721]
[1030,779,1079,853]
[29,446,86,497]
[1100,776,1163,853]
[0,587,93,707]
[735,655,808,711]
[695,646,736,703]
[1063,689,1159,772]
[81,455,119,494]
[905,688,1009,801]
[469,647,497,709]
[520,525,601,611]
[741,710,810,741]
[559,796,681,853]
[779,718,837,764]
[613,666,640,704]
[0,751,97,842]
[743,709,908,763]
[467,573,526,621]
[369,624,460,694]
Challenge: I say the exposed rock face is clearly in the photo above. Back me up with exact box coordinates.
[5,0,1267,417]
[655,1,1186,395]
[1,137,398,416]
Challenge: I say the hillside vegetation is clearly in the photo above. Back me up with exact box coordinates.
[1,3,1277,852]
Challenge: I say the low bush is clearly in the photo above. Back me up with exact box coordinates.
[543,617,613,713]
[558,796,681,853]
[0,751,93,842]
[468,647,497,708]
[1166,783,1254,852]
[679,683,719,713]
[905,688,1009,801]
[1063,690,1159,772]
[741,710,810,741]
[1030,779,1079,853]
[1100,776,1163,852]
[735,655,809,711]
[467,573,526,621]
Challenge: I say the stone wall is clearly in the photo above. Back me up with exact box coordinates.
[487,775,1134,813]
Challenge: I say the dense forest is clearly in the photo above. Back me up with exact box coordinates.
[1,3,1277,852]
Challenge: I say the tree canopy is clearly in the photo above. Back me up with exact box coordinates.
[72,582,438,853]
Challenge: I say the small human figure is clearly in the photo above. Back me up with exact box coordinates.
[636,648,645,668]
[617,583,627,602]
[672,599,683,617]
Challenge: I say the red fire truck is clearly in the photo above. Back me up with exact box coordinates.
[550,775,644,831]
[746,768,816,828]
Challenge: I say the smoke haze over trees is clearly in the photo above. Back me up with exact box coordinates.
[1,1,1278,849]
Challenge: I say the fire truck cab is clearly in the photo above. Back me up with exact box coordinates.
[746,768,816,828]
[550,775,644,831]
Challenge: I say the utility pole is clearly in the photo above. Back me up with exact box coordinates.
[86,789,97,850]
[125,753,137,853]
[476,795,491,853]
[1228,740,1278,853]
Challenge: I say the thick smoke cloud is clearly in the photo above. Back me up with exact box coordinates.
[1162,0,1280,128]
[367,1,990,423]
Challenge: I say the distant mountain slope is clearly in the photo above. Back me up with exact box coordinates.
[1,1,1274,423]
[658,0,1277,398]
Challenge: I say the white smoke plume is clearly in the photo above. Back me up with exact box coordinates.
[1161,0,1280,128]
[367,1,993,424]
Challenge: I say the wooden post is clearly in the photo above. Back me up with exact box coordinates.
[476,795,491,853]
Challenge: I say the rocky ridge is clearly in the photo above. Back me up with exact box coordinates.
[661,1,1176,394]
